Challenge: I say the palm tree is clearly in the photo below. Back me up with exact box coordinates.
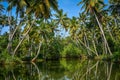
[25,0,59,18]
[6,0,59,56]
[78,0,112,55]
[29,19,56,61]
[6,0,27,55]
[54,9,70,30]
[7,0,27,18]
[78,13,99,56]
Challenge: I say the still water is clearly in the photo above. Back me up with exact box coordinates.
[0,59,120,80]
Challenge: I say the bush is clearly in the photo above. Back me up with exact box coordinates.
[41,38,63,60]
[61,43,82,58]
[0,50,22,63]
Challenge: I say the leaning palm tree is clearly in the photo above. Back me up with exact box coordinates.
[78,0,112,55]
[6,0,59,56]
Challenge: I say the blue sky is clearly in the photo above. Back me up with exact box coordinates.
[58,0,108,18]
[58,0,82,18]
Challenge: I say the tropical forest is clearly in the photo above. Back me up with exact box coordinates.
[0,0,120,80]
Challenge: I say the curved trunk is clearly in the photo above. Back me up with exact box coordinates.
[76,38,95,55]
[13,20,35,57]
[31,42,42,62]
[94,12,112,55]
[84,32,91,56]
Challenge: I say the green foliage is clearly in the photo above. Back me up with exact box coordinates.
[112,52,120,61]
[0,34,8,53]
[0,50,21,63]
[61,43,82,58]
[41,38,63,60]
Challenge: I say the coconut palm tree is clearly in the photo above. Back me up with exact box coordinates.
[6,0,59,56]
[7,0,27,18]
[78,0,112,55]
[25,0,59,18]
[54,9,70,30]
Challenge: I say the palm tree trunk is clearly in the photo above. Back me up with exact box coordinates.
[31,42,42,62]
[13,20,35,57]
[95,61,99,79]
[7,11,13,54]
[10,21,25,41]
[92,39,98,56]
[106,24,114,40]
[76,38,95,55]
[94,12,112,55]
[107,62,113,80]
[84,33,91,56]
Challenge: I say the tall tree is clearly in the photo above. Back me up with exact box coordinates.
[6,0,59,56]
[78,0,112,55]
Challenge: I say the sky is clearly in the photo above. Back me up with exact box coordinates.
[58,0,108,17]
[58,0,82,18]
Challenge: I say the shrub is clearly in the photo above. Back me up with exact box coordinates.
[61,43,82,58]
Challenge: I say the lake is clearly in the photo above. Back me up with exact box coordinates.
[0,59,120,80]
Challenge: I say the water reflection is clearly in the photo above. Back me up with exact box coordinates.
[0,59,120,80]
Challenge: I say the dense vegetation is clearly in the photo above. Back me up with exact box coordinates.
[0,0,120,63]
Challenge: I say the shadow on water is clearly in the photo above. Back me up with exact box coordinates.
[0,59,120,80]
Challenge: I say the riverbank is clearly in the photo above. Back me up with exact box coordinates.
[0,54,120,65]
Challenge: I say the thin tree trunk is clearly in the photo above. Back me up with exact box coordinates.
[13,20,35,57]
[84,32,91,56]
[7,11,13,54]
[92,39,98,56]
[10,14,18,41]
[106,24,114,40]
[31,42,42,62]
[10,21,26,41]
[76,38,95,55]
[95,61,99,79]
[94,12,112,55]
[107,62,113,80]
